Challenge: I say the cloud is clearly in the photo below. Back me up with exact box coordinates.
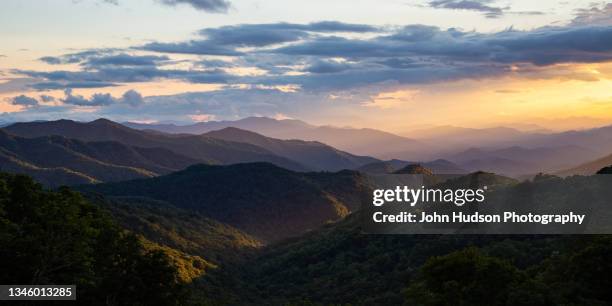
[61,88,144,107]
[140,40,242,56]
[159,0,230,13]
[428,0,505,18]
[30,81,119,90]
[121,89,145,106]
[40,51,170,68]
[272,25,612,66]
[197,59,236,68]
[85,54,170,67]
[17,22,612,98]
[40,95,55,102]
[39,49,117,65]
[19,65,233,88]
[140,21,379,55]
[571,3,612,26]
[10,95,39,107]
[84,0,230,13]
[303,59,352,74]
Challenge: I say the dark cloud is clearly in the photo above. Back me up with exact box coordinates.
[18,23,612,96]
[197,59,236,68]
[41,51,170,68]
[140,21,379,55]
[39,49,116,65]
[303,60,352,74]
[159,0,230,13]
[61,88,144,107]
[272,25,612,66]
[428,0,505,18]
[140,40,242,55]
[10,95,39,107]
[199,24,310,47]
[198,22,379,47]
[62,89,115,106]
[30,81,119,90]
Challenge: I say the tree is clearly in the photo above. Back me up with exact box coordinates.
[0,173,186,305]
[405,247,521,306]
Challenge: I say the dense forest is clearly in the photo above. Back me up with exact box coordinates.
[0,173,187,305]
[1,169,611,305]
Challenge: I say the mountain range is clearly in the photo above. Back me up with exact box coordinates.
[125,117,426,160]
[3,119,387,174]
[125,117,612,176]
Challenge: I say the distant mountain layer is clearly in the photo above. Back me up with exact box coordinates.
[3,119,308,172]
[447,145,600,176]
[204,127,379,171]
[126,117,426,160]
[125,117,612,164]
[78,163,374,243]
[0,130,202,186]
[555,153,612,177]
[357,159,466,175]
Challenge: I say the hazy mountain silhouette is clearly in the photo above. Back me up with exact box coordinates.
[125,117,425,160]
[204,127,379,171]
[125,116,313,137]
[516,124,612,155]
[556,153,612,177]
[448,145,599,176]
[4,119,308,171]
[409,125,531,145]
[78,162,373,242]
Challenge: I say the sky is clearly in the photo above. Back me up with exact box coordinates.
[0,0,611,133]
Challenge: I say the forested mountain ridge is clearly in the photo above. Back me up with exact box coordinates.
[0,172,188,305]
[0,129,202,186]
[3,119,309,172]
[78,162,374,242]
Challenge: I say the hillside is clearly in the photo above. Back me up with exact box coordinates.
[204,127,379,171]
[0,172,187,305]
[93,196,262,264]
[3,119,308,172]
[220,173,607,305]
[78,163,373,242]
[230,212,577,305]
